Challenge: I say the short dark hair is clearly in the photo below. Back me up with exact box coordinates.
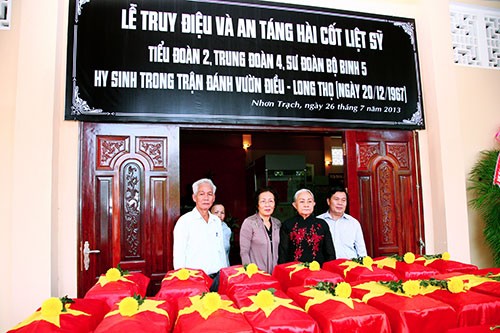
[254,187,279,208]
[327,186,348,200]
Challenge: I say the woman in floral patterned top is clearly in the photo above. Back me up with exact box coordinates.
[278,189,336,265]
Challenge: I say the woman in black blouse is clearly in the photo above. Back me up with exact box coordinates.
[278,188,336,265]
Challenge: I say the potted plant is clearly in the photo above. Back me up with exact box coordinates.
[467,131,500,267]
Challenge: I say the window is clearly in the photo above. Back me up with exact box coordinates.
[331,147,344,166]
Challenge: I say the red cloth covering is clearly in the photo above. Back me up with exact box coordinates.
[232,288,320,333]
[373,256,440,281]
[351,281,458,333]
[434,273,500,299]
[155,268,212,303]
[7,298,109,333]
[424,288,500,327]
[272,262,344,292]
[414,256,478,274]
[219,265,281,299]
[322,259,398,283]
[447,324,500,332]
[475,267,500,276]
[173,293,253,333]
[286,285,390,333]
[94,298,173,333]
[84,272,150,308]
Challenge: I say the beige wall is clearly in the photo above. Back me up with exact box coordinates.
[1,0,498,330]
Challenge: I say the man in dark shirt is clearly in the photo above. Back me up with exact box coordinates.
[278,189,336,265]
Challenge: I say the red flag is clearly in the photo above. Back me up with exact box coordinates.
[494,152,500,187]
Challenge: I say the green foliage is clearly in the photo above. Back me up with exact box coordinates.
[468,150,500,267]
[59,295,74,312]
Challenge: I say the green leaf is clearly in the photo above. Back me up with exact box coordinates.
[468,150,500,267]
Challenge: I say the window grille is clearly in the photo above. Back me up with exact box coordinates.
[450,4,500,69]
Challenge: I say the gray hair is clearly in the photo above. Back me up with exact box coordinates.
[293,188,314,201]
[192,178,216,194]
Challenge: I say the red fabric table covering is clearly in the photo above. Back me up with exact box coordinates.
[373,256,440,281]
[272,262,344,292]
[475,268,500,276]
[232,289,320,333]
[322,259,398,283]
[433,273,500,299]
[446,324,500,332]
[351,281,458,333]
[173,293,253,333]
[7,298,109,333]
[414,256,478,274]
[219,265,281,299]
[84,272,150,308]
[94,298,173,333]
[424,288,500,327]
[155,268,212,304]
[286,285,390,333]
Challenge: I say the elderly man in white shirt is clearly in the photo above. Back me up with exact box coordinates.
[173,178,228,290]
[318,186,368,259]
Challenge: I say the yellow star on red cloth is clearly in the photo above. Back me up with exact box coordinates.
[300,288,355,310]
[354,281,411,302]
[177,295,240,320]
[284,263,308,278]
[374,257,398,269]
[227,266,261,280]
[339,260,373,277]
[10,304,90,330]
[106,299,170,318]
[98,274,135,287]
[240,294,304,317]
[163,268,203,281]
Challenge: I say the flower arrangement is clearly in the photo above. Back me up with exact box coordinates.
[177,268,190,280]
[40,296,75,317]
[351,256,373,267]
[254,289,276,308]
[200,292,222,312]
[311,281,352,299]
[379,276,464,295]
[244,263,259,276]
[302,260,321,271]
[468,145,500,266]
[390,252,416,264]
[118,294,146,317]
[422,252,451,261]
[105,264,129,282]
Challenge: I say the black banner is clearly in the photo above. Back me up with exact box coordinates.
[65,0,425,129]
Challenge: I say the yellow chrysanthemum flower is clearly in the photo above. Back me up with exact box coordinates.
[362,256,373,267]
[403,252,415,264]
[202,292,222,312]
[177,268,190,280]
[447,277,464,293]
[106,268,122,282]
[441,252,451,260]
[41,298,63,317]
[309,261,320,271]
[402,280,420,296]
[119,297,139,317]
[246,263,259,275]
[334,282,352,298]
[255,290,275,308]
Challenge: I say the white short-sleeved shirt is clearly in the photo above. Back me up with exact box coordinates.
[173,207,228,275]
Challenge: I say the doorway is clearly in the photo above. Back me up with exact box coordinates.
[179,129,345,265]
